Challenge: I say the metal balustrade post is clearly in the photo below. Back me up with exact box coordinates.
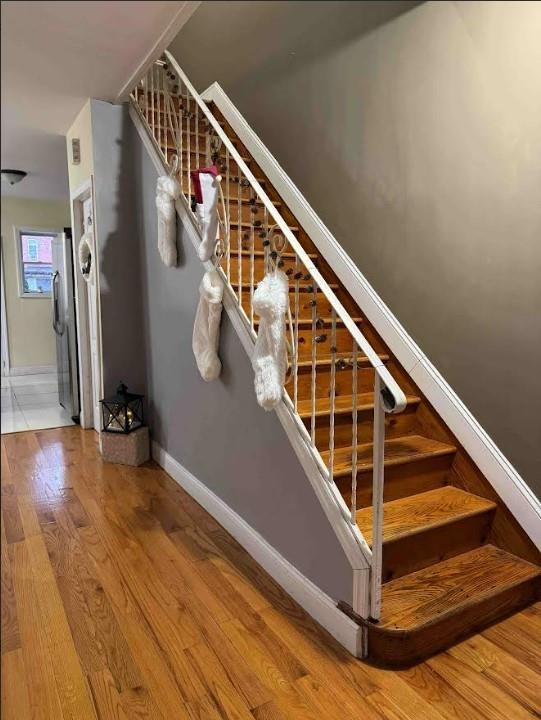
[370,373,385,621]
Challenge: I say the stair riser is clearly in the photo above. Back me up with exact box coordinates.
[381,511,495,582]
[367,576,540,667]
[241,292,355,321]
[226,254,309,280]
[338,455,454,508]
[296,326,361,357]
[293,364,377,396]
[163,148,248,176]
[181,178,263,201]
[304,405,419,449]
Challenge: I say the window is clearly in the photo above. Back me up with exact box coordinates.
[16,230,56,298]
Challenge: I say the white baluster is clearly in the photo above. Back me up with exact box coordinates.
[329,309,337,481]
[351,342,358,524]
[310,282,318,445]
[370,373,385,620]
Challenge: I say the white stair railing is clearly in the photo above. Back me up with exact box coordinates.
[130,51,408,620]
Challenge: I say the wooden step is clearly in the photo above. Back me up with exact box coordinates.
[357,486,496,580]
[232,280,340,292]
[253,316,363,331]
[296,392,420,420]
[321,434,457,479]
[367,544,541,666]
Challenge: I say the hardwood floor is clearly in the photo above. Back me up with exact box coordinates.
[1,426,540,720]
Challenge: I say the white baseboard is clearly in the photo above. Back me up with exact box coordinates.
[9,365,56,376]
[203,82,541,552]
[152,440,364,657]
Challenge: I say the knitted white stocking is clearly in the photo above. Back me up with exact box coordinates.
[251,270,289,410]
[191,167,220,262]
[192,269,224,382]
[156,175,181,267]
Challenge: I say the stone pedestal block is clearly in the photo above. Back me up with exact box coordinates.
[100,426,149,466]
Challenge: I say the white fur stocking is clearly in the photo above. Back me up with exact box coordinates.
[251,270,289,410]
[192,269,224,381]
[156,175,181,266]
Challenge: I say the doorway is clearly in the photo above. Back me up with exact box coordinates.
[70,179,103,431]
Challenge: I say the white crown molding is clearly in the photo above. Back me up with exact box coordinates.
[114,1,201,103]
[151,440,364,657]
[203,82,541,551]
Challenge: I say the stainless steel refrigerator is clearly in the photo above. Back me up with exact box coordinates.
[51,229,80,421]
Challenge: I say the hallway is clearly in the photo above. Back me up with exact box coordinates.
[1,373,74,434]
[1,427,540,720]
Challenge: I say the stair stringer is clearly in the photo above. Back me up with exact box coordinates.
[128,102,373,623]
[202,82,541,552]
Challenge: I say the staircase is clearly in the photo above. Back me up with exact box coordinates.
[130,53,541,666]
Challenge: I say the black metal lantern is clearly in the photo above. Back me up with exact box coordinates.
[100,383,144,434]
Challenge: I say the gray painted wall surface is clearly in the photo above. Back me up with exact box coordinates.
[93,110,353,603]
[91,100,147,397]
[170,1,541,497]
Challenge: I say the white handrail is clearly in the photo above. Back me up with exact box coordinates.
[164,51,407,416]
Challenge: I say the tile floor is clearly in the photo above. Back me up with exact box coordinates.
[1,372,75,434]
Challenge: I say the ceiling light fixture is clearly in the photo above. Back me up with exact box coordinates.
[1,169,27,185]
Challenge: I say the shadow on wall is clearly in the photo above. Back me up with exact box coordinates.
[98,107,147,398]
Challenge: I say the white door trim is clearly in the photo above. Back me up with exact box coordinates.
[69,178,103,430]
[0,239,10,377]
[202,81,541,551]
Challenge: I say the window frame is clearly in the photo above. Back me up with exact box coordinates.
[15,227,60,299]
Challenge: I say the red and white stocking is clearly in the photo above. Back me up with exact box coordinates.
[190,165,220,262]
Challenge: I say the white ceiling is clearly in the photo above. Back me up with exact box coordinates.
[1,0,192,200]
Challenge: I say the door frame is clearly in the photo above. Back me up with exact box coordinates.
[0,237,10,377]
[70,177,103,430]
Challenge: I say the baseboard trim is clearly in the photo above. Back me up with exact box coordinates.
[151,440,364,657]
[9,365,56,376]
[203,82,541,551]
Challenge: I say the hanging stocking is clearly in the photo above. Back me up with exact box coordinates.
[251,270,290,410]
[190,165,220,262]
[192,269,224,381]
[156,174,181,267]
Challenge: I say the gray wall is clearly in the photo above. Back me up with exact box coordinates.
[170,1,541,496]
[91,100,147,396]
[93,102,354,604]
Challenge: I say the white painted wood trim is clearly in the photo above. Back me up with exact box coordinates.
[114,1,201,103]
[204,82,541,551]
[129,103,371,615]
[151,440,364,657]
[0,241,10,377]
[8,365,56,376]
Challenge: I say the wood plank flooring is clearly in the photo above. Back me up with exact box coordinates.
[1,426,540,720]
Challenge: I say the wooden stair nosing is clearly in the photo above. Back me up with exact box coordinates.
[355,486,496,546]
[322,434,457,477]
[297,392,420,419]
[253,316,363,330]
[366,544,541,666]
[293,353,389,370]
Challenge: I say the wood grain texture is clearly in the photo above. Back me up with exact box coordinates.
[1,426,539,720]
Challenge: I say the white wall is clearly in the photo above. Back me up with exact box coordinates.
[1,197,71,371]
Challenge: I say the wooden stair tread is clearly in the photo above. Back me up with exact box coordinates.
[230,220,299,232]
[253,316,363,329]
[321,434,457,477]
[379,544,541,631]
[294,353,389,369]
[232,281,340,291]
[238,250,317,259]
[297,392,420,419]
[356,486,496,545]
